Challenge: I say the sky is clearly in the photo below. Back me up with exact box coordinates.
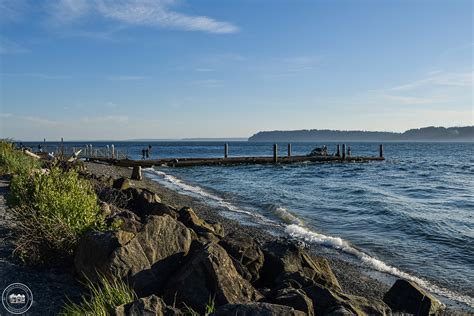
[0,0,472,140]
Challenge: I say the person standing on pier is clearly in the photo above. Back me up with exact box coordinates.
[145,148,149,159]
[141,148,146,160]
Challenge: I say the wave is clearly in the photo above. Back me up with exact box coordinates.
[265,204,305,226]
[285,224,474,308]
[143,168,275,225]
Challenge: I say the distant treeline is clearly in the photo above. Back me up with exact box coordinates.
[248,126,474,142]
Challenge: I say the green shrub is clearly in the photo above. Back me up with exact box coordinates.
[61,276,136,316]
[9,167,106,264]
[0,140,41,175]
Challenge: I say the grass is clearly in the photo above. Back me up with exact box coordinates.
[61,276,136,316]
[9,166,107,265]
[183,295,216,316]
[0,140,41,175]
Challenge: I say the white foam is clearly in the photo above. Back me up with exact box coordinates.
[285,224,474,308]
[143,168,274,224]
[272,206,305,226]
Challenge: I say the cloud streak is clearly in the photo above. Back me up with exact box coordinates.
[47,0,238,34]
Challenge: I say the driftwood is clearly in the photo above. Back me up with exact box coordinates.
[23,150,41,159]
[67,149,82,162]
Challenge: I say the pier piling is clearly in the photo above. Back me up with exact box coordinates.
[379,144,384,158]
[288,144,292,158]
[342,144,346,160]
[336,144,340,157]
[224,143,229,158]
[273,144,278,163]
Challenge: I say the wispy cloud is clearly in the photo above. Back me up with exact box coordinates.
[46,0,239,34]
[389,71,473,91]
[106,75,145,81]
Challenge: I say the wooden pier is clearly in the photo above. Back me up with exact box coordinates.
[86,144,385,168]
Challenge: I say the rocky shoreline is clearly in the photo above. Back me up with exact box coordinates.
[79,161,448,315]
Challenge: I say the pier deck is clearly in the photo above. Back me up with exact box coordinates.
[87,155,384,168]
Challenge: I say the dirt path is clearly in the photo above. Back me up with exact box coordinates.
[0,177,83,315]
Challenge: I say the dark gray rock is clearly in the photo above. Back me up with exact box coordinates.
[260,240,341,291]
[383,279,442,316]
[75,215,194,296]
[214,302,307,316]
[272,287,314,316]
[219,231,264,283]
[113,177,131,190]
[114,295,181,316]
[165,243,262,314]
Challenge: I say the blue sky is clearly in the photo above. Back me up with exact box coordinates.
[0,0,472,140]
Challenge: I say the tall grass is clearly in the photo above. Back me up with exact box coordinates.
[0,140,41,175]
[9,167,106,265]
[61,276,136,316]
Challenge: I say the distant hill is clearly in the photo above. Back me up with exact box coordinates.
[248,126,474,142]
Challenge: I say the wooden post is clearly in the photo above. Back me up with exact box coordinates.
[379,144,384,158]
[342,144,346,160]
[90,144,93,157]
[224,143,229,158]
[336,144,340,157]
[287,143,292,158]
[273,144,278,163]
[111,144,115,159]
[347,145,351,158]
[131,166,142,180]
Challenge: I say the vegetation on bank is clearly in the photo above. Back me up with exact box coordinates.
[61,276,136,316]
[0,140,41,175]
[1,140,109,265]
[9,167,107,264]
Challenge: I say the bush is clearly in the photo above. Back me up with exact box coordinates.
[9,167,106,265]
[61,276,136,316]
[0,140,41,175]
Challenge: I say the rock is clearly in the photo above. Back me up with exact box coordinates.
[99,201,113,216]
[272,287,314,316]
[303,282,390,316]
[214,302,307,316]
[114,295,181,316]
[178,207,224,238]
[383,279,442,316]
[260,240,341,291]
[113,177,131,190]
[75,215,194,296]
[219,232,264,283]
[131,166,142,181]
[109,210,143,234]
[165,243,262,314]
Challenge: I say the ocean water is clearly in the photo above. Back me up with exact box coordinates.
[23,141,474,307]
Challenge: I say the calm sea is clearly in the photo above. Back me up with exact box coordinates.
[23,141,474,308]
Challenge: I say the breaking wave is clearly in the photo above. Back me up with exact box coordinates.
[285,224,474,308]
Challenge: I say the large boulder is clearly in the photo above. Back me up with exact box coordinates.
[219,232,264,283]
[303,282,390,316]
[214,302,307,316]
[383,279,442,316]
[260,240,341,291]
[271,287,314,316]
[114,295,181,316]
[113,177,131,190]
[164,243,262,313]
[178,207,224,240]
[75,215,194,296]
